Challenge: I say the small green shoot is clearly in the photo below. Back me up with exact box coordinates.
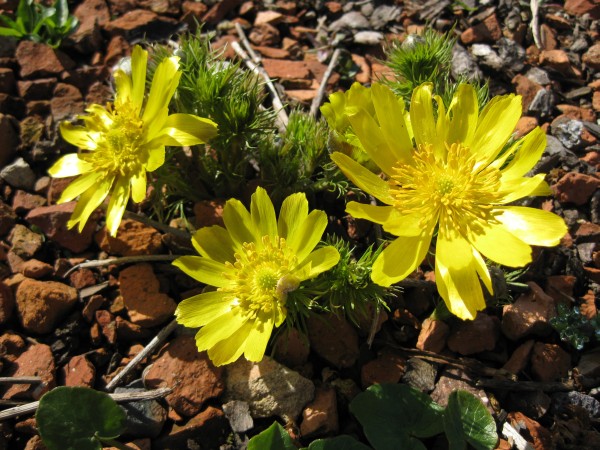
[247,422,297,450]
[36,386,127,450]
[0,0,79,48]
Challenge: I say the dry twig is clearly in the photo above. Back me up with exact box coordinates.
[310,48,341,117]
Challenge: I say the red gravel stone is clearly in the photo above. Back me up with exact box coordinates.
[2,343,55,400]
[552,172,600,206]
[95,219,163,256]
[502,282,556,341]
[61,354,95,387]
[300,386,338,439]
[447,313,500,355]
[307,313,359,369]
[530,342,570,382]
[416,318,449,353]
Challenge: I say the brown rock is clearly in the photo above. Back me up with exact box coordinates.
[104,35,131,67]
[26,202,96,253]
[0,281,14,324]
[69,268,97,289]
[70,0,109,53]
[95,219,163,256]
[540,23,557,50]
[431,366,491,411]
[552,172,600,206]
[17,78,57,100]
[262,58,311,87]
[96,309,116,344]
[580,290,597,320]
[287,89,317,103]
[416,318,449,353]
[24,435,47,450]
[272,327,310,368]
[447,313,500,355]
[307,313,359,369]
[50,83,84,122]
[460,13,502,44]
[593,91,600,112]
[564,0,600,19]
[15,278,78,334]
[360,349,406,388]
[514,116,538,138]
[556,104,596,122]
[201,0,243,24]
[82,294,106,322]
[512,74,543,114]
[544,275,577,303]
[104,9,178,40]
[539,49,572,73]
[531,343,570,382]
[252,45,291,59]
[2,343,55,400]
[300,386,338,439]
[507,412,553,450]
[193,199,225,228]
[12,190,46,215]
[144,335,225,417]
[115,316,152,341]
[181,0,208,26]
[583,43,600,70]
[0,113,18,167]
[254,10,284,26]
[502,340,535,375]
[9,224,43,258]
[155,406,228,450]
[16,41,74,79]
[20,259,53,279]
[61,354,95,387]
[119,263,176,327]
[502,282,556,341]
[0,331,27,362]
[0,199,17,236]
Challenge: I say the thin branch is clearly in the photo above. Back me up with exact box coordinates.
[105,319,179,391]
[310,48,341,117]
[231,40,288,132]
[530,0,542,49]
[64,255,179,277]
[0,377,43,385]
[0,388,172,421]
[235,22,262,65]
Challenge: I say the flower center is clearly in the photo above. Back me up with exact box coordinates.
[83,101,145,177]
[221,236,298,319]
[389,143,503,237]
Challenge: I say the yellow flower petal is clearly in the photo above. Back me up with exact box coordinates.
[371,228,434,287]
[471,93,521,163]
[435,233,486,320]
[195,310,246,352]
[277,192,308,240]
[294,246,340,280]
[382,212,424,237]
[331,152,394,204]
[371,83,413,165]
[172,256,233,288]
[498,174,551,203]
[223,198,259,248]
[346,202,395,225]
[57,171,104,203]
[142,56,181,125]
[113,69,132,106]
[410,83,443,156]
[159,114,218,146]
[471,247,493,294]
[59,122,98,150]
[495,206,567,247]
[145,146,165,172]
[447,84,478,146]
[286,210,328,262]
[68,175,113,232]
[208,320,254,366]
[469,221,532,267]
[130,45,147,112]
[48,153,91,178]
[129,169,146,204]
[105,175,130,237]
[243,314,275,362]
[500,127,546,180]
[251,187,278,241]
[347,109,397,175]
[192,226,236,263]
[176,291,233,328]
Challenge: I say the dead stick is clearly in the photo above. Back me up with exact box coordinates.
[0,387,172,421]
[310,48,341,117]
[64,255,179,277]
[105,319,179,391]
[231,41,288,131]
[235,22,262,65]
[0,377,43,385]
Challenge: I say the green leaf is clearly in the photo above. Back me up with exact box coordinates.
[349,384,444,450]
[247,422,297,450]
[53,0,68,26]
[308,435,372,450]
[36,386,127,450]
[0,26,23,37]
[443,390,498,450]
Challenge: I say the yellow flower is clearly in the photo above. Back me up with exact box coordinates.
[173,187,340,366]
[48,45,218,236]
[332,82,567,320]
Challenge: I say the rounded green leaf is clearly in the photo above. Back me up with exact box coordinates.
[443,390,498,450]
[247,422,297,450]
[349,383,445,450]
[36,386,127,450]
[308,435,372,450]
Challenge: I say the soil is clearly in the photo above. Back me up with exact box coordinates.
[0,1,599,449]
